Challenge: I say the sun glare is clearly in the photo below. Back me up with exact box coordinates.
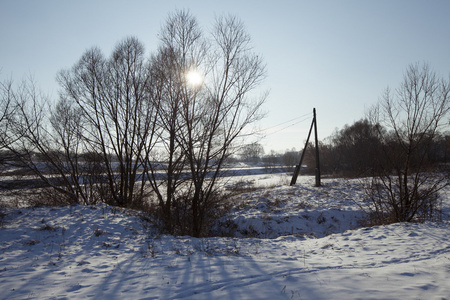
[186,70,204,87]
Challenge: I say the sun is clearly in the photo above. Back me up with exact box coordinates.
[185,69,204,87]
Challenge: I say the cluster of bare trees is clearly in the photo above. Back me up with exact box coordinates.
[0,10,267,237]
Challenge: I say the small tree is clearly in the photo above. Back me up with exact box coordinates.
[366,63,450,224]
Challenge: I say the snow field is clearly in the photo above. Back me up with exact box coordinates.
[0,175,449,299]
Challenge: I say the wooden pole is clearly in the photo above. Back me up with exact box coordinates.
[313,108,321,187]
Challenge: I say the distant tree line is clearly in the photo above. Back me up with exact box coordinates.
[0,10,267,237]
[303,119,449,178]
[240,120,448,177]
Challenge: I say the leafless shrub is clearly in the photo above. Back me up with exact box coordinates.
[363,63,450,224]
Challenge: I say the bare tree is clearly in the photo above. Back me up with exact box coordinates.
[366,63,450,224]
[184,14,266,236]
[47,97,94,204]
[2,76,89,204]
[3,37,157,207]
[57,37,158,207]
[145,47,192,233]
[149,10,267,236]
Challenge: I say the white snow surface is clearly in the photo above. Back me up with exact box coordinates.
[1,175,449,299]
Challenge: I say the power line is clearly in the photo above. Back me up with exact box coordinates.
[262,112,311,132]
[240,112,313,137]
[263,113,312,136]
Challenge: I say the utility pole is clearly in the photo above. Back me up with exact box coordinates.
[290,108,321,187]
[313,108,321,187]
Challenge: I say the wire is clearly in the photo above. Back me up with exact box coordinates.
[260,113,311,137]
[262,112,311,132]
[240,112,313,138]
[265,116,311,136]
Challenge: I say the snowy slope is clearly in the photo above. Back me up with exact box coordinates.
[0,176,449,299]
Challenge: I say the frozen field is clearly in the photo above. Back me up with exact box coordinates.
[0,174,449,299]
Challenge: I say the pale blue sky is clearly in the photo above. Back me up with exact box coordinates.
[1,0,449,152]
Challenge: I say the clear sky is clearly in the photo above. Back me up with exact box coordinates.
[1,0,450,153]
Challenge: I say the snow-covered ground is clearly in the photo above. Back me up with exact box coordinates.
[1,174,449,299]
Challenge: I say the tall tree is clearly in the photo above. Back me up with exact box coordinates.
[149,10,267,236]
